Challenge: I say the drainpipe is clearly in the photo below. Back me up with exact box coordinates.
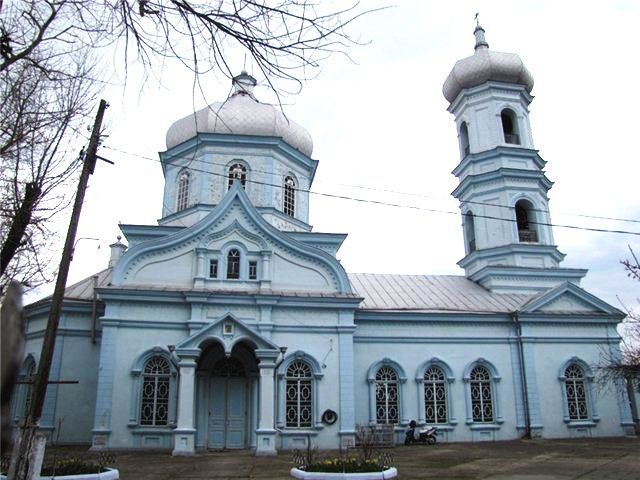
[90,274,98,344]
[513,311,531,439]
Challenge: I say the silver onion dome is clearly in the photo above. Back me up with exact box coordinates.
[443,24,534,103]
[166,72,313,156]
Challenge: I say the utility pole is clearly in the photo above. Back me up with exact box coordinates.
[8,99,109,480]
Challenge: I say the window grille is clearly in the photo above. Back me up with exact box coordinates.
[285,360,312,428]
[565,365,589,420]
[23,362,35,419]
[375,366,399,424]
[248,260,258,280]
[209,259,218,278]
[176,171,189,211]
[424,366,447,424]
[284,176,296,217]
[140,357,171,426]
[470,366,493,423]
[227,249,240,279]
[228,163,247,189]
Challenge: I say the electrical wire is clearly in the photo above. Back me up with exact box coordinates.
[101,144,640,237]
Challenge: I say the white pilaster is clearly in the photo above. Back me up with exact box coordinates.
[172,348,200,456]
[255,349,279,455]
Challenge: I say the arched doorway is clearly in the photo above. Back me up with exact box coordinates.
[195,341,259,450]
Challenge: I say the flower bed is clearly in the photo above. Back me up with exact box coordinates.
[290,466,397,479]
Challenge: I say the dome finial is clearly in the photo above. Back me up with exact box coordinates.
[232,71,257,97]
[473,13,489,51]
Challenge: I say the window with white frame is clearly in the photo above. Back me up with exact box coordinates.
[140,357,171,426]
[470,366,493,423]
[285,360,312,428]
[284,176,295,217]
[248,260,258,280]
[209,258,218,278]
[228,163,247,190]
[375,366,399,424]
[227,249,240,279]
[564,364,589,421]
[424,366,447,424]
[176,171,190,211]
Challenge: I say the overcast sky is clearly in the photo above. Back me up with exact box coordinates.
[44,0,639,312]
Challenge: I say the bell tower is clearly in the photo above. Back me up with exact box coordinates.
[443,23,586,294]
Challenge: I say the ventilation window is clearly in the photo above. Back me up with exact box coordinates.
[465,211,476,253]
[248,260,258,280]
[209,259,218,278]
[501,109,520,145]
[284,176,296,217]
[228,163,247,190]
[515,200,538,242]
[176,171,190,211]
[460,122,470,156]
[227,249,240,279]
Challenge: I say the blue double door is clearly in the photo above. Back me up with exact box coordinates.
[207,376,248,449]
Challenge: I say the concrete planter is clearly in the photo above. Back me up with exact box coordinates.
[0,468,120,480]
[290,467,398,479]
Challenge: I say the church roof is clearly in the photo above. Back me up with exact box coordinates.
[348,273,530,313]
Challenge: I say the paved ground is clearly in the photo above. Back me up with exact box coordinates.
[17,437,640,479]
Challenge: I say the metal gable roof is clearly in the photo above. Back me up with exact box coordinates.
[348,273,531,313]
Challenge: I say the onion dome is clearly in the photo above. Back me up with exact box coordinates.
[166,72,313,156]
[443,24,534,103]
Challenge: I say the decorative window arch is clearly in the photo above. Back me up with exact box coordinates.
[515,199,538,243]
[558,357,599,425]
[284,176,296,217]
[464,210,476,253]
[129,348,178,428]
[500,108,520,145]
[367,359,407,425]
[459,121,470,156]
[176,170,190,212]
[11,355,36,421]
[415,358,456,427]
[228,163,247,190]
[462,359,503,427]
[226,248,241,279]
[277,351,324,430]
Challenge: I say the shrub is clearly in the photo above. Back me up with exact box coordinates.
[40,458,107,476]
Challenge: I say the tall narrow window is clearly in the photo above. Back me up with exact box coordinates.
[515,199,538,242]
[22,361,36,420]
[424,366,447,424]
[564,364,589,420]
[284,176,296,217]
[228,163,247,190]
[248,260,258,280]
[209,259,218,278]
[465,211,476,253]
[140,357,171,426]
[176,171,190,211]
[501,109,520,145]
[285,360,312,428]
[460,122,470,156]
[375,366,399,424]
[470,366,493,423]
[227,249,240,279]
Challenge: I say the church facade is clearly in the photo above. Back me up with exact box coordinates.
[14,26,635,454]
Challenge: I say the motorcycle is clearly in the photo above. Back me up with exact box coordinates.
[404,420,437,445]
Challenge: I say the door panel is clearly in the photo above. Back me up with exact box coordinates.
[207,377,247,449]
[226,378,246,448]
[208,378,226,448]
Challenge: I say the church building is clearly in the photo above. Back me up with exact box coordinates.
[14,25,635,455]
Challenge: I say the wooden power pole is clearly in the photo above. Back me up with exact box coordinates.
[8,99,109,480]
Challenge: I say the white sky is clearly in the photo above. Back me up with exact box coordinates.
[41,0,640,311]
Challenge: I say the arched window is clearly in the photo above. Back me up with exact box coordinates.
[285,360,312,428]
[470,366,493,423]
[564,364,589,421]
[176,171,190,212]
[464,211,476,253]
[140,357,171,426]
[424,366,447,424]
[284,176,295,217]
[515,199,538,242]
[375,366,399,424]
[228,163,247,190]
[226,249,240,279]
[460,122,470,156]
[501,109,520,145]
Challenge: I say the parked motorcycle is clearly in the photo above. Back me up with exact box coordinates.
[404,420,437,445]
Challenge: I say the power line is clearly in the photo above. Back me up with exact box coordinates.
[102,144,640,237]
